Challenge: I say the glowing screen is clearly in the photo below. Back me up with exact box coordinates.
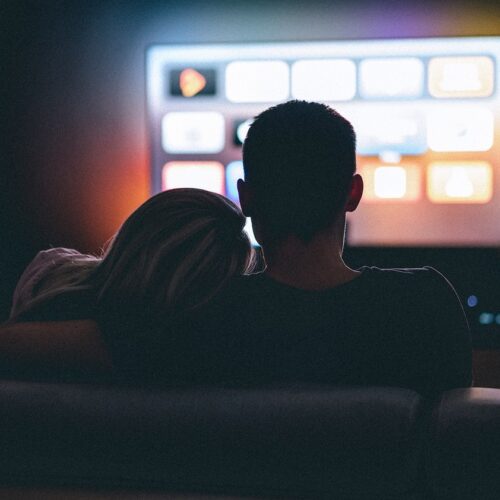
[147,37,499,246]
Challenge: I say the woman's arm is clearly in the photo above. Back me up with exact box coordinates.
[0,320,112,381]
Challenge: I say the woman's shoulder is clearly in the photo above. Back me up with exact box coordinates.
[25,247,84,269]
[11,247,96,321]
[17,248,85,284]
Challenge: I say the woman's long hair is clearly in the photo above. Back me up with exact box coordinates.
[10,189,255,322]
[95,188,255,316]
[9,252,100,321]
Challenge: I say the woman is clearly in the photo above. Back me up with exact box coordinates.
[2,188,255,382]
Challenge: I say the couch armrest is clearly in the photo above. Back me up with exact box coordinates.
[428,388,500,499]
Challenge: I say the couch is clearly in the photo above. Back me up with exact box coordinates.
[0,381,499,499]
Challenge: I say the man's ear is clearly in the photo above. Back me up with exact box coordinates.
[237,178,253,216]
[345,174,363,212]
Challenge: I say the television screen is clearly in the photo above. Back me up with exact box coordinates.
[146,37,499,247]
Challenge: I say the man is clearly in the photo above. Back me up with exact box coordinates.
[189,100,472,396]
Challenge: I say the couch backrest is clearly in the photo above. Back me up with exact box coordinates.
[0,382,424,499]
[428,388,500,500]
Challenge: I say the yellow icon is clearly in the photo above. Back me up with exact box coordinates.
[428,56,494,98]
[360,163,421,202]
[427,162,493,203]
[445,169,474,198]
[179,68,207,97]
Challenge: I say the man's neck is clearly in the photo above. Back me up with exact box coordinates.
[261,226,360,291]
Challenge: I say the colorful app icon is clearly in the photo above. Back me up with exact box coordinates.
[169,68,216,97]
[233,119,253,146]
[360,163,421,202]
[225,60,289,103]
[291,59,356,101]
[428,56,494,98]
[353,111,427,156]
[161,112,225,154]
[427,107,493,152]
[359,58,424,99]
[225,161,244,203]
[162,162,225,194]
[427,162,493,203]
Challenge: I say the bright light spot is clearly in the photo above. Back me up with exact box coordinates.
[445,168,474,198]
[379,152,402,164]
[236,120,253,144]
[479,312,494,325]
[291,59,356,101]
[226,161,244,204]
[467,295,478,307]
[162,162,225,194]
[225,61,289,103]
[360,163,421,202]
[441,63,481,91]
[162,112,225,154]
[359,58,424,98]
[244,218,258,246]
[374,167,407,198]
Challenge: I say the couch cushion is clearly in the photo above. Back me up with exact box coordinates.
[428,388,500,500]
[0,382,424,499]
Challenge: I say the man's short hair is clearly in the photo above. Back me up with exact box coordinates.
[242,100,356,242]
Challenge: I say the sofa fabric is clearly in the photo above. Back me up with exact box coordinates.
[428,388,500,500]
[0,382,425,499]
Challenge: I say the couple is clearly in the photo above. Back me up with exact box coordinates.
[2,101,472,395]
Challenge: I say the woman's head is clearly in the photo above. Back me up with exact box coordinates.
[95,188,254,316]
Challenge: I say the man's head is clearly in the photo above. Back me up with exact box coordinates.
[239,100,362,244]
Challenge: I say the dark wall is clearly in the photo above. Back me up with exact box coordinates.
[1,0,499,320]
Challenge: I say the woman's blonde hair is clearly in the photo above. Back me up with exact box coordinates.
[12,189,255,321]
[95,188,255,315]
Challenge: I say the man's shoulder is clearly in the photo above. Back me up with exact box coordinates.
[360,265,454,290]
[357,265,462,306]
[205,266,459,319]
[221,266,453,298]
[360,265,444,280]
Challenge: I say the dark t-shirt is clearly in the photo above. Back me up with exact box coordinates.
[106,266,472,396]
[16,265,472,396]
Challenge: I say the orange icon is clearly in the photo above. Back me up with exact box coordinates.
[427,162,493,204]
[179,68,207,97]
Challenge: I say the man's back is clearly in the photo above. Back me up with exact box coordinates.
[142,266,471,397]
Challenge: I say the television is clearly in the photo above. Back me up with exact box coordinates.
[146,37,499,247]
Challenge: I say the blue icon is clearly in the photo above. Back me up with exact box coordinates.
[467,295,478,307]
[226,161,244,204]
[479,312,494,325]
